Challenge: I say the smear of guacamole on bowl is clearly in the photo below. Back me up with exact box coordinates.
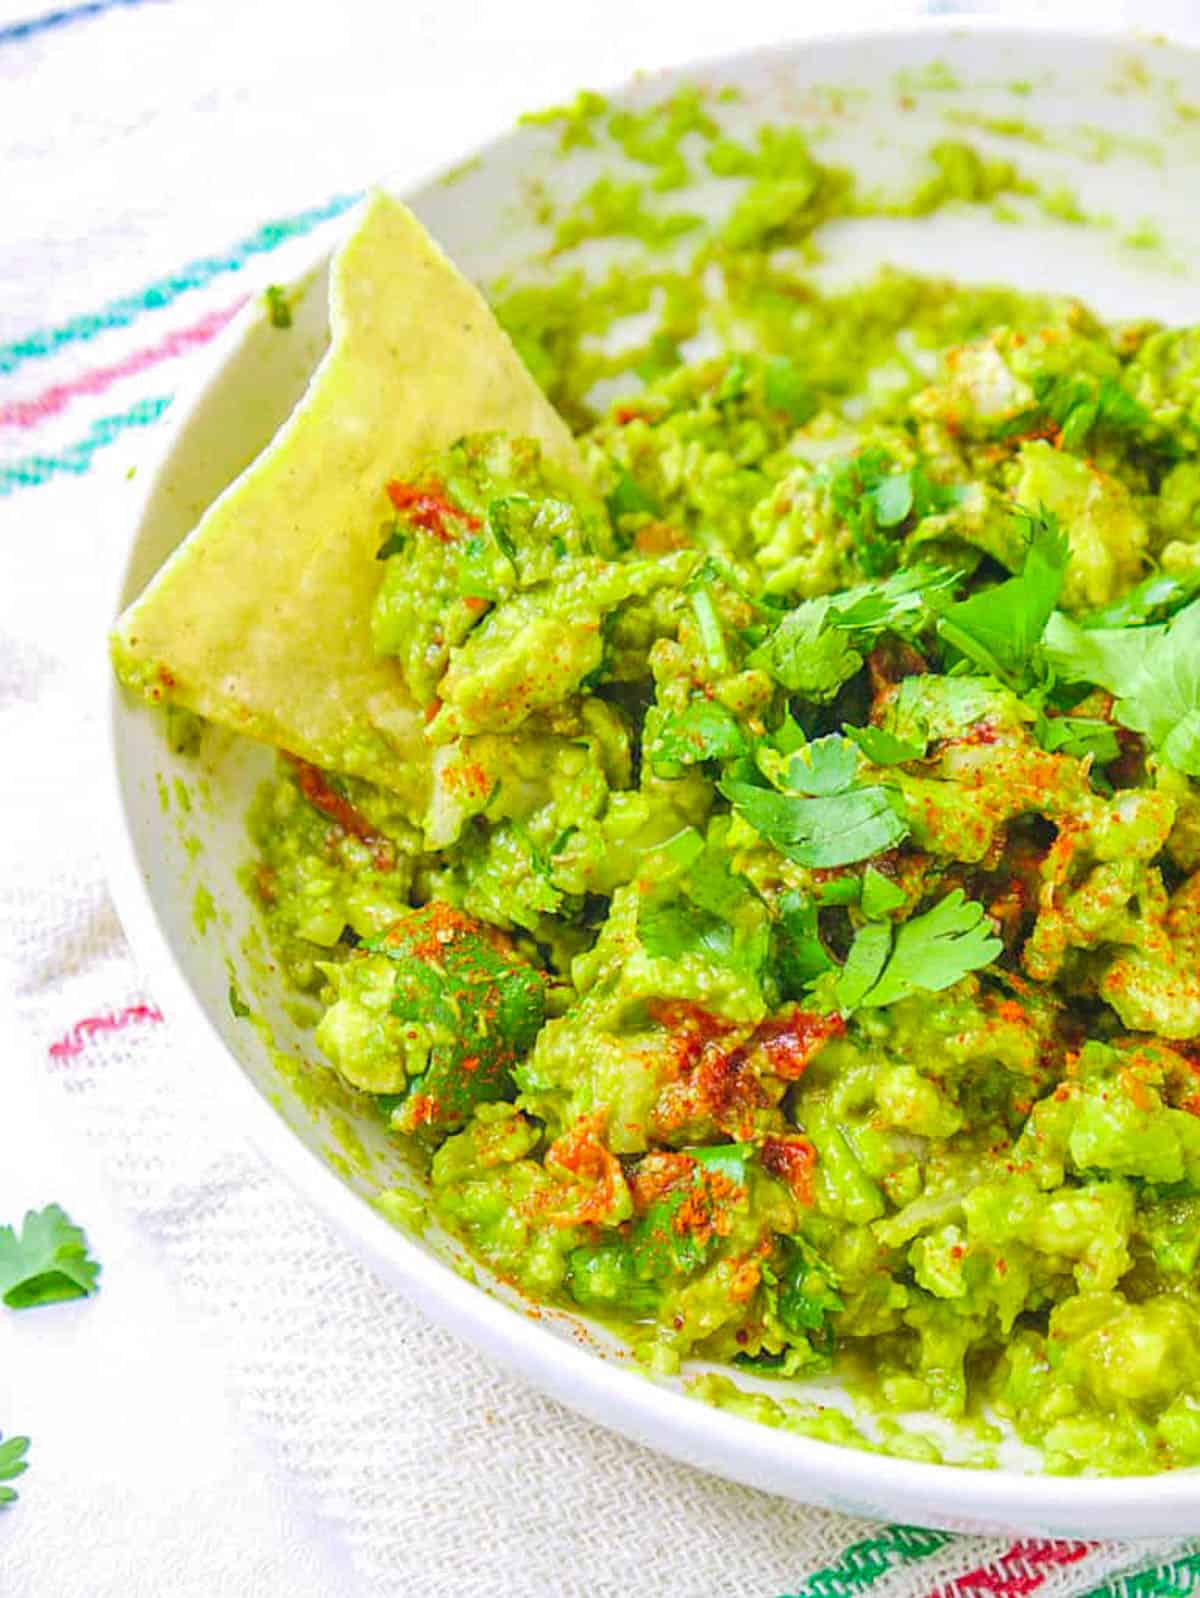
[129,82,1200,1476]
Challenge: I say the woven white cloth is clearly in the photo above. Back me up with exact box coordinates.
[2,2,1199,1594]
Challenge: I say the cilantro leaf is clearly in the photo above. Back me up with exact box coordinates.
[631,1146,752,1280]
[1040,611,1159,694]
[638,840,768,979]
[830,890,1000,1012]
[646,699,747,770]
[826,562,960,635]
[747,565,959,701]
[827,451,964,575]
[689,584,729,673]
[371,907,545,1134]
[937,508,1067,686]
[0,1433,30,1508]
[1036,714,1121,765]
[747,599,862,700]
[784,735,859,796]
[722,779,908,868]
[686,842,755,918]
[773,890,834,996]
[872,472,915,529]
[830,922,892,1011]
[0,1204,100,1309]
[776,1238,843,1346]
[639,899,738,966]
[844,724,926,765]
[861,866,907,920]
[1043,598,1200,777]
[998,371,1150,451]
[1083,570,1200,630]
[567,1243,661,1314]
[1108,601,1200,775]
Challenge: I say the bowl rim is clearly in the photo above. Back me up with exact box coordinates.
[102,14,1200,1528]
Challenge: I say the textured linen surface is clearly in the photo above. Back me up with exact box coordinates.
[3,1,1200,1595]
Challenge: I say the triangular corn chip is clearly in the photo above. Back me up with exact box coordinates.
[112,191,582,811]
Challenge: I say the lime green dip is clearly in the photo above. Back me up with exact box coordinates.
[241,94,1200,1476]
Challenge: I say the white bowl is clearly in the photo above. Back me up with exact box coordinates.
[105,19,1200,1537]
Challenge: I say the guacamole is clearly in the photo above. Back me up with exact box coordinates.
[119,99,1200,1476]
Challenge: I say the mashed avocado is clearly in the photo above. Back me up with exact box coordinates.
[227,108,1200,1477]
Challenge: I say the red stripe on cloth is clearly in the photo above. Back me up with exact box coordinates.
[929,1541,1094,1598]
[48,1004,164,1061]
[0,297,245,430]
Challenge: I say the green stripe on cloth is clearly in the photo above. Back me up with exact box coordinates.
[1079,1552,1200,1598]
[0,392,172,495]
[777,1524,956,1598]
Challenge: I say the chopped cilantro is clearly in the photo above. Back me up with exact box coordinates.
[776,1238,843,1348]
[1083,570,1200,630]
[747,599,862,700]
[747,564,959,702]
[723,729,908,869]
[773,890,834,995]
[860,866,907,920]
[0,1434,29,1508]
[646,698,747,769]
[827,451,963,575]
[828,563,960,635]
[638,898,738,967]
[1036,714,1121,765]
[844,724,926,765]
[263,284,292,329]
[370,908,544,1133]
[826,890,1001,1013]
[639,857,767,977]
[998,371,1149,450]
[784,734,859,796]
[937,508,1067,687]
[722,778,908,869]
[0,1204,100,1309]
[631,1147,751,1281]
[1042,598,1200,776]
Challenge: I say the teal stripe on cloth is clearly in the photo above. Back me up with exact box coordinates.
[0,192,359,376]
[0,393,172,495]
[777,1524,956,1598]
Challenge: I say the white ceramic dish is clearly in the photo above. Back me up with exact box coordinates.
[105,20,1200,1536]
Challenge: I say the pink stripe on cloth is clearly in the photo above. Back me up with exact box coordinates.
[0,297,245,430]
[928,1541,1094,1598]
[48,1003,164,1062]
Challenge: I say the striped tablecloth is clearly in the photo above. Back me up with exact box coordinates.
[2,0,1199,1593]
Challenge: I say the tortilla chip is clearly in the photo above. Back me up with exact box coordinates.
[112,191,582,811]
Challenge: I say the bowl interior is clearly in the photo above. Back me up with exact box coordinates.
[109,23,1200,1534]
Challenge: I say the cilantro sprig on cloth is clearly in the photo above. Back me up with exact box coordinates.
[0,1434,30,1509]
[0,1203,101,1310]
